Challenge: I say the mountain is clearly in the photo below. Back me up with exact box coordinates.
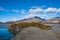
[48,17,60,21]
[15,16,45,23]
[1,16,60,25]
[0,22,3,24]
[44,17,60,24]
[3,16,45,25]
[0,22,7,26]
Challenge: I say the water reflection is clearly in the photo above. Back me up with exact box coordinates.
[0,26,14,40]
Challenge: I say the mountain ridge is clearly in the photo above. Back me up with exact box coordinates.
[0,16,60,25]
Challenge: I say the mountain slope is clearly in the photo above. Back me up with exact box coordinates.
[49,17,60,21]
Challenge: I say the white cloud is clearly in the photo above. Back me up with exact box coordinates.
[0,7,5,11]
[31,5,46,9]
[12,18,17,21]
[41,14,47,17]
[11,9,20,13]
[23,7,60,19]
[28,7,60,15]
[44,8,57,13]
[23,7,42,18]
[28,8,44,14]
[0,7,9,12]
[30,7,60,15]
[0,6,60,14]
[24,13,40,19]
[57,8,60,13]
[20,10,26,14]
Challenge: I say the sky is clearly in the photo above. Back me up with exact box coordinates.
[0,0,60,22]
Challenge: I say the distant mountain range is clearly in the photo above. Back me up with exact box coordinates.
[0,22,8,26]
[0,22,3,24]
[44,17,60,24]
[0,16,60,25]
[48,17,60,21]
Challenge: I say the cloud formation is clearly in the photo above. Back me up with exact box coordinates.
[12,18,17,21]
[28,7,60,14]
[20,10,26,14]
[28,8,44,14]
[44,8,57,13]
[57,8,60,13]
[11,9,20,13]
[0,7,9,12]
[23,7,60,19]
[0,6,60,19]
[0,7,60,14]
[0,7,5,11]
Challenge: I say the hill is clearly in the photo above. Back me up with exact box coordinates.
[8,22,52,35]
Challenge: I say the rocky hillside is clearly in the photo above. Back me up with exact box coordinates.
[8,22,52,35]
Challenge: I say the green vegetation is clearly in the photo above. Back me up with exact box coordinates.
[8,22,52,35]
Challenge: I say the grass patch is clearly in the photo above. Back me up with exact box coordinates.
[8,22,52,35]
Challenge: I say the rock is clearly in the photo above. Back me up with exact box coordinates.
[11,27,56,40]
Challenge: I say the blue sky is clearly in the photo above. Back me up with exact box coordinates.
[0,0,60,22]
